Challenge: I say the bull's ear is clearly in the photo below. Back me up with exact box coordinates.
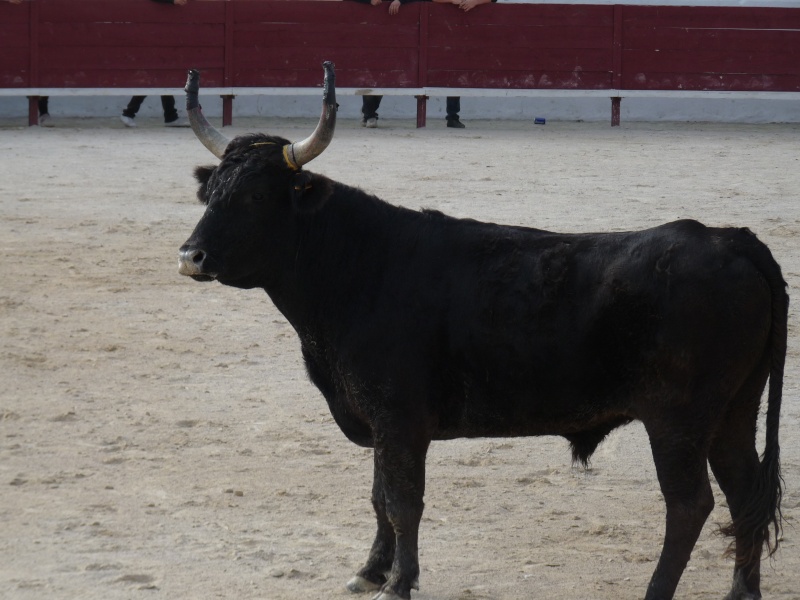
[291,171,333,214]
[194,165,215,204]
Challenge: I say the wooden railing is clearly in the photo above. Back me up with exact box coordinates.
[2,0,799,126]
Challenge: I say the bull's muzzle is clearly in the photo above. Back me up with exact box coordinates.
[178,247,217,281]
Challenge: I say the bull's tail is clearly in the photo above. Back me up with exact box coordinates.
[723,229,788,564]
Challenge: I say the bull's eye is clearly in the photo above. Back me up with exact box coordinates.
[252,193,264,202]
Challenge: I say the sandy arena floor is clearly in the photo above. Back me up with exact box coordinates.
[1,117,798,599]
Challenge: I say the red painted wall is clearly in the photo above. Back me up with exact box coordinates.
[1,0,798,92]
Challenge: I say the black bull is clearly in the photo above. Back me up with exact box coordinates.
[177,64,786,600]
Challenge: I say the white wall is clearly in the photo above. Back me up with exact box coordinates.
[1,93,799,123]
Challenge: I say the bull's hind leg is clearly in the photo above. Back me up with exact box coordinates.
[708,398,765,600]
[643,421,715,600]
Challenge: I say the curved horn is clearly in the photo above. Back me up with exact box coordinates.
[283,61,337,170]
[185,69,231,159]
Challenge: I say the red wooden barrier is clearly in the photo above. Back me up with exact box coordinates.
[2,0,799,126]
[425,4,616,90]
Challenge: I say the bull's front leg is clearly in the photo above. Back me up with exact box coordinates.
[348,426,430,600]
[346,466,395,593]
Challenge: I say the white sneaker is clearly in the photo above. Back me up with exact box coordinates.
[365,118,378,128]
[165,117,189,127]
[39,113,54,127]
[120,115,136,128]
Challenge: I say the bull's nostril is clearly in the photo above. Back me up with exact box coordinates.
[179,247,212,277]
[190,249,205,266]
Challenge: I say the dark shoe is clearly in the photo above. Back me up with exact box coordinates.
[447,118,465,129]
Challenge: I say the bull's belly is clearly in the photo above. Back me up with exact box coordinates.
[431,391,634,441]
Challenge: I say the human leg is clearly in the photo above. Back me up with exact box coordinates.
[37,97,53,127]
[362,96,382,127]
[121,96,145,127]
[122,96,145,118]
[446,96,464,128]
[161,95,179,123]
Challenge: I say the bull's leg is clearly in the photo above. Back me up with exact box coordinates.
[644,424,715,600]
[362,429,429,600]
[347,466,395,593]
[708,400,764,600]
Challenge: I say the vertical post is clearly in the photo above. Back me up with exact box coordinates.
[28,97,39,127]
[611,97,621,127]
[415,95,428,128]
[221,95,234,127]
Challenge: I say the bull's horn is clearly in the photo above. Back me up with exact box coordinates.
[185,69,230,159]
[282,61,337,170]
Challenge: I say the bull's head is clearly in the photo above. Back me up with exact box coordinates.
[178,62,337,289]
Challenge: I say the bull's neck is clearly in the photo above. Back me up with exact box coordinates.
[265,182,414,336]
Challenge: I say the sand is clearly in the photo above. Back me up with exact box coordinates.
[1,117,798,600]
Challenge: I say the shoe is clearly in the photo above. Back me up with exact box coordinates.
[360,118,366,127]
[120,115,136,128]
[447,118,465,129]
[165,116,189,127]
[39,113,53,127]
[365,117,378,129]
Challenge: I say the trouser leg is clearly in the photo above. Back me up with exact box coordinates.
[362,95,383,120]
[446,96,460,120]
[161,95,178,123]
[122,96,146,118]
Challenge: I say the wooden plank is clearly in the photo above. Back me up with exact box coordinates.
[224,1,234,87]
[428,47,612,72]
[612,4,622,89]
[426,69,613,90]
[427,3,613,27]
[622,5,800,29]
[30,0,39,88]
[234,46,416,71]
[427,24,612,50]
[234,23,420,48]
[233,0,420,26]
[0,0,31,88]
[620,71,800,92]
[0,69,30,88]
[0,24,30,48]
[41,23,224,48]
[0,0,29,25]
[623,27,800,54]
[624,48,800,76]
[39,46,223,71]
[232,68,418,88]
[39,0,225,24]
[38,68,225,88]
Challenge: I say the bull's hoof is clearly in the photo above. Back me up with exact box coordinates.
[346,575,382,594]
[368,581,416,600]
[723,571,762,600]
[370,591,408,600]
[724,593,760,600]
